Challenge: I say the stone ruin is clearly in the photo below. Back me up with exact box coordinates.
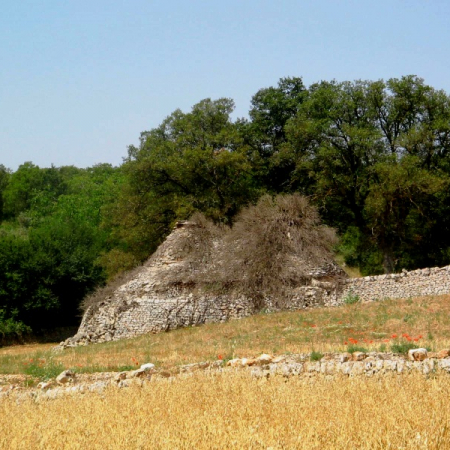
[62,221,346,347]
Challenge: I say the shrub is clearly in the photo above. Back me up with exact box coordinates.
[346,345,368,353]
[390,342,418,354]
[310,351,323,361]
[170,194,340,309]
[0,309,32,343]
[343,291,360,305]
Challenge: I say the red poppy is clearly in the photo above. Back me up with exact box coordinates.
[391,334,397,338]
[218,354,223,360]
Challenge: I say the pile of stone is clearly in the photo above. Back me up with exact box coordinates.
[2,349,450,403]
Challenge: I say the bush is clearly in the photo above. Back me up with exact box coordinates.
[310,351,323,361]
[347,345,368,353]
[390,342,419,354]
[174,194,341,309]
[0,309,31,342]
[343,291,360,305]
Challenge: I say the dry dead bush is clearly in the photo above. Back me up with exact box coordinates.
[220,194,339,304]
[82,194,340,313]
[164,194,340,307]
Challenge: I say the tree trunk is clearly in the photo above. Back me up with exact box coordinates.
[382,246,395,274]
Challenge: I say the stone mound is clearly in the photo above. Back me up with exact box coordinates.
[61,221,345,347]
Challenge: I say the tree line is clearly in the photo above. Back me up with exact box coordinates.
[1,75,449,337]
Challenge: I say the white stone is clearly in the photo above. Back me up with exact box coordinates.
[56,370,75,385]
[408,348,428,361]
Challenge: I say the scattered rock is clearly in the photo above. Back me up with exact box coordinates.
[37,381,54,390]
[114,372,127,382]
[340,352,352,363]
[240,358,257,367]
[226,358,242,368]
[257,354,274,364]
[437,349,450,359]
[408,348,428,362]
[352,352,366,362]
[56,370,75,385]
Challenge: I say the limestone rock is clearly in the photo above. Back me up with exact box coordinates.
[340,352,352,363]
[37,381,54,390]
[226,358,242,368]
[240,358,257,367]
[437,349,450,359]
[352,352,366,362]
[140,363,155,372]
[408,348,428,361]
[56,370,75,385]
[257,354,274,364]
[114,372,127,382]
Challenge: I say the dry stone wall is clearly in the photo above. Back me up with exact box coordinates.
[341,265,450,302]
[63,264,450,348]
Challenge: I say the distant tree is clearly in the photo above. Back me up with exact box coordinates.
[0,165,10,221]
[240,77,307,191]
[2,162,67,219]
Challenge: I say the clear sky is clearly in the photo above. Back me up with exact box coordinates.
[1,0,449,171]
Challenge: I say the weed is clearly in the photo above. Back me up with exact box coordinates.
[390,342,418,354]
[347,345,368,353]
[310,351,323,361]
[343,291,360,305]
[23,357,64,381]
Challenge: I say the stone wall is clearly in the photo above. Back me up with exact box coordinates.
[341,265,450,302]
[64,264,450,348]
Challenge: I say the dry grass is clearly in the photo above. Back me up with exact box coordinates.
[2,295,450,449]
[1,294,450,376]
[1,371,450,449]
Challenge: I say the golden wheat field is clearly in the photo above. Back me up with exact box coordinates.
[1,371,450,449]
[2,295,450,449]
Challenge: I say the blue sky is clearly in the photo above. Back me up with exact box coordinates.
[1,0,449,170]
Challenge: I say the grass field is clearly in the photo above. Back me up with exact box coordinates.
[1,294,450,449]
[1,294,449,378]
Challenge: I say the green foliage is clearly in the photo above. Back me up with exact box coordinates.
[390,342,418,354]
[310,351,323,361]
[23,357,64,381]
[1,74,450,333]
[346,345,368,353]
[0,309,31,342]
[343,291,360,305]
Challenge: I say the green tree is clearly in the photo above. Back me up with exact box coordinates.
[2,162,67,219]
[107,98,259,271]
[0,165,10,222]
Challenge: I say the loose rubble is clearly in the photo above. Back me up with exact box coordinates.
[2,349,450,403]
